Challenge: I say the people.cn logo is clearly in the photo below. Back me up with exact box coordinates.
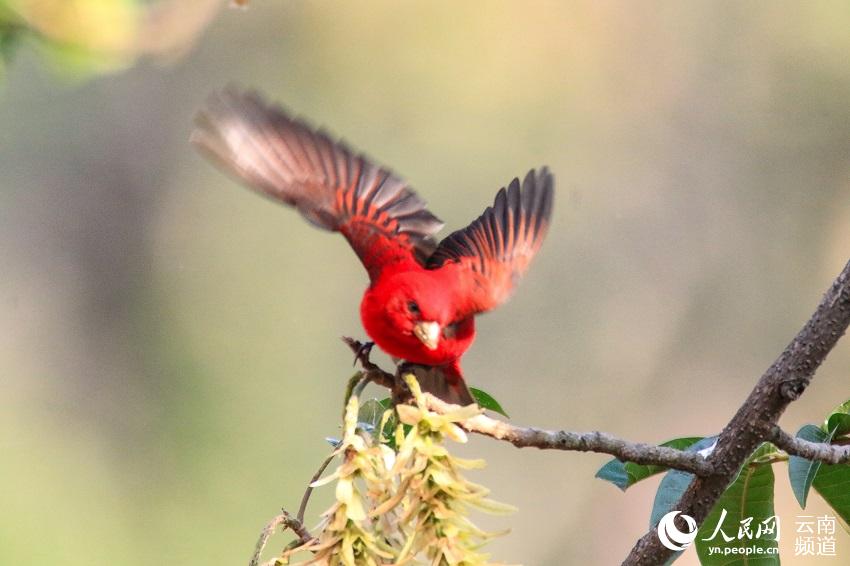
[656,511,699,551]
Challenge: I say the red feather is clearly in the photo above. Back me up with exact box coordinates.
[428,169,554,315]
[192,87,443,279]
[192,87,554,404]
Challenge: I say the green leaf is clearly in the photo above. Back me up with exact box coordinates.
[376,397,413,450]
[374,398,398,446]
[823,398,850,438]
[788,424,834,509]
[470,387,509,417]
[696,448,779,565]
[647,470,699,564]
[649,441,777,565]
[650,469,695,529]
[596,437,704,491]
[813,461,850,531]
[787,401,850,510]
[649,437,718,526]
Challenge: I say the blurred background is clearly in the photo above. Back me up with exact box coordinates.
[2,1,850,564]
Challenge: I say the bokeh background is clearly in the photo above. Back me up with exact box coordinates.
[2,2,850,564]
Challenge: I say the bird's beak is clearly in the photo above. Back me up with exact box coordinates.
[413,321,441,350]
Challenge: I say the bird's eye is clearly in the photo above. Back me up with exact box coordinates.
[407,301,420,315]
[443,322,458,339]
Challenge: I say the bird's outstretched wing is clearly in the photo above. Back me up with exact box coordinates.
[191,87,444,279]
[427,168,554,315]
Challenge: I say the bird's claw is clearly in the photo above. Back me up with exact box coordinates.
[342,337,375,367]
[354,341,374,366]
[341,337,395,391]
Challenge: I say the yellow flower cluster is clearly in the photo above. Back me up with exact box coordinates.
[389,375,516,565]
[283,396,397,565]
[279,375,515,566]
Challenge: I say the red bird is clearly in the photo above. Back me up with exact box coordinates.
[192,88,554,405]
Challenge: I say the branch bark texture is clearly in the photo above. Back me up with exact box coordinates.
[770,426,850,465]
[423,395,714,476]
[622,259,850,565]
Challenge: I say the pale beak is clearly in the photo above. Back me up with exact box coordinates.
[413,321,441,350]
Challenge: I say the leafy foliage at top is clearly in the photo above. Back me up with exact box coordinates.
[0,0,217,80]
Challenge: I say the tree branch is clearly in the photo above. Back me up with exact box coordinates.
[623,259,850,565]
[296,452,336,525]
[342,337,714,476]
[770,426,850,465]
[423,395,714,476]
[250,510,312,566]
[342,336,395,389]
[335,260,850,566]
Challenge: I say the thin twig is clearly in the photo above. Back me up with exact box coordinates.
[342,336,395,389]
[423,395,714,476]
[353,372,375,399]
[297,361,379,526]
[342,371,365,419]
[296,349,385,530]
[770,426,850,465]
[296,452,337,525]
[340,337,716,475]
[341,336,715,475]
[250,510,312,566]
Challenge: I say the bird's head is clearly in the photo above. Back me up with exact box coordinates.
[361,270,474,365]
[385,272,454,350]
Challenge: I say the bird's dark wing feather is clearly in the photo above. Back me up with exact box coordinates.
[191,87,444,279]
[427,168,554,315]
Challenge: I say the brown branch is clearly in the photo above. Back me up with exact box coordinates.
[296,453,336,525]
[336,260,850,566]
[770,426,850,465]
[623,259,850,565]
[341,337,714,475]
[342,336,395,389]
[250,509,312,566]
[297,359,384,526]
[423,395,714,475]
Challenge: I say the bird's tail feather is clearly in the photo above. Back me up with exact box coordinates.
[401,364,476,407]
